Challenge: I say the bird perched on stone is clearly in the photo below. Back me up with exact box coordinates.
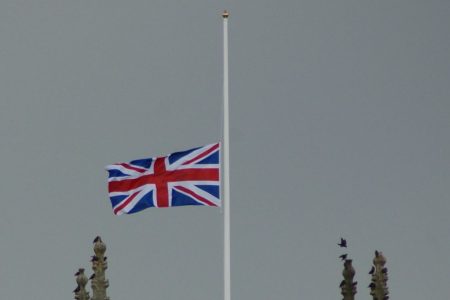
[73,286,80,293]
[375,250,380,257]
[369,266,375,274]
[381,267,388,274]
[344,258,353,264]
[89,273,96,280]
[91,256,99,262]
[93,236,102,243]
[368,282,376,289]
[339,280,345,288]
[338,238,347,248]
[339,254,348,261]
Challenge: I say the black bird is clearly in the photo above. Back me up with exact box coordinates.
[368,282,376,289]
[91,256,99,262]
[103,256,107,261]
[89,273,96,280]
[344,259,353,266]
[339,254,348,261]
[375,250,380,257]
[74,270,80,276]
[73,286,80,293]
[339,280,345,288]
[93,236,101,243]
[369,266,375,275]
[352,281,358,286]
[381,267,388,274]
[338,238,347,248]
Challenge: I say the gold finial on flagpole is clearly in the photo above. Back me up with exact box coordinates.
[222,10,229,18]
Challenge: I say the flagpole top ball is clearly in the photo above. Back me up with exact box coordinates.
[222,10,229,18]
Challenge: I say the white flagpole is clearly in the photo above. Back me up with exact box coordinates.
[222,10,231,300]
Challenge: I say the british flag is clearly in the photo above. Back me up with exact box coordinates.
[106,143,221,215]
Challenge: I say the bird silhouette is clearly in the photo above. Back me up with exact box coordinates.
[73,286,80,293]
[381,267,388,274]
[375,250,380,257]
[368,282,376,289]
[338,238,347,248]
[91,256,99,262]
[89,273,96,280]
[369,266,375,274]
[339,254,348,261]
[93,236,101,243]
[339,280,345,288]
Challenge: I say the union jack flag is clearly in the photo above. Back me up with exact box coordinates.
[106,143,221,215]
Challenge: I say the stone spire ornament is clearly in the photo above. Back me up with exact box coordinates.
[91,236,110,300]
[340,259,357,300]
[369,251,389,300]
[74,268,90,300]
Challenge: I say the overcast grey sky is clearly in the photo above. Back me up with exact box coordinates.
[0,0,449,299]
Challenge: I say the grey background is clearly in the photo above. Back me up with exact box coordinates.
[0,0,449,299]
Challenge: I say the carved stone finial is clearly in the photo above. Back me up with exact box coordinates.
[74,268,90,300]
[370,251,389,300]
[91,236,110,300]
[373,250,386,267]
[341,259,357,300]
[93,236,106,257]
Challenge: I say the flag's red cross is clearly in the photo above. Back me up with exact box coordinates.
[109,153,219,214]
